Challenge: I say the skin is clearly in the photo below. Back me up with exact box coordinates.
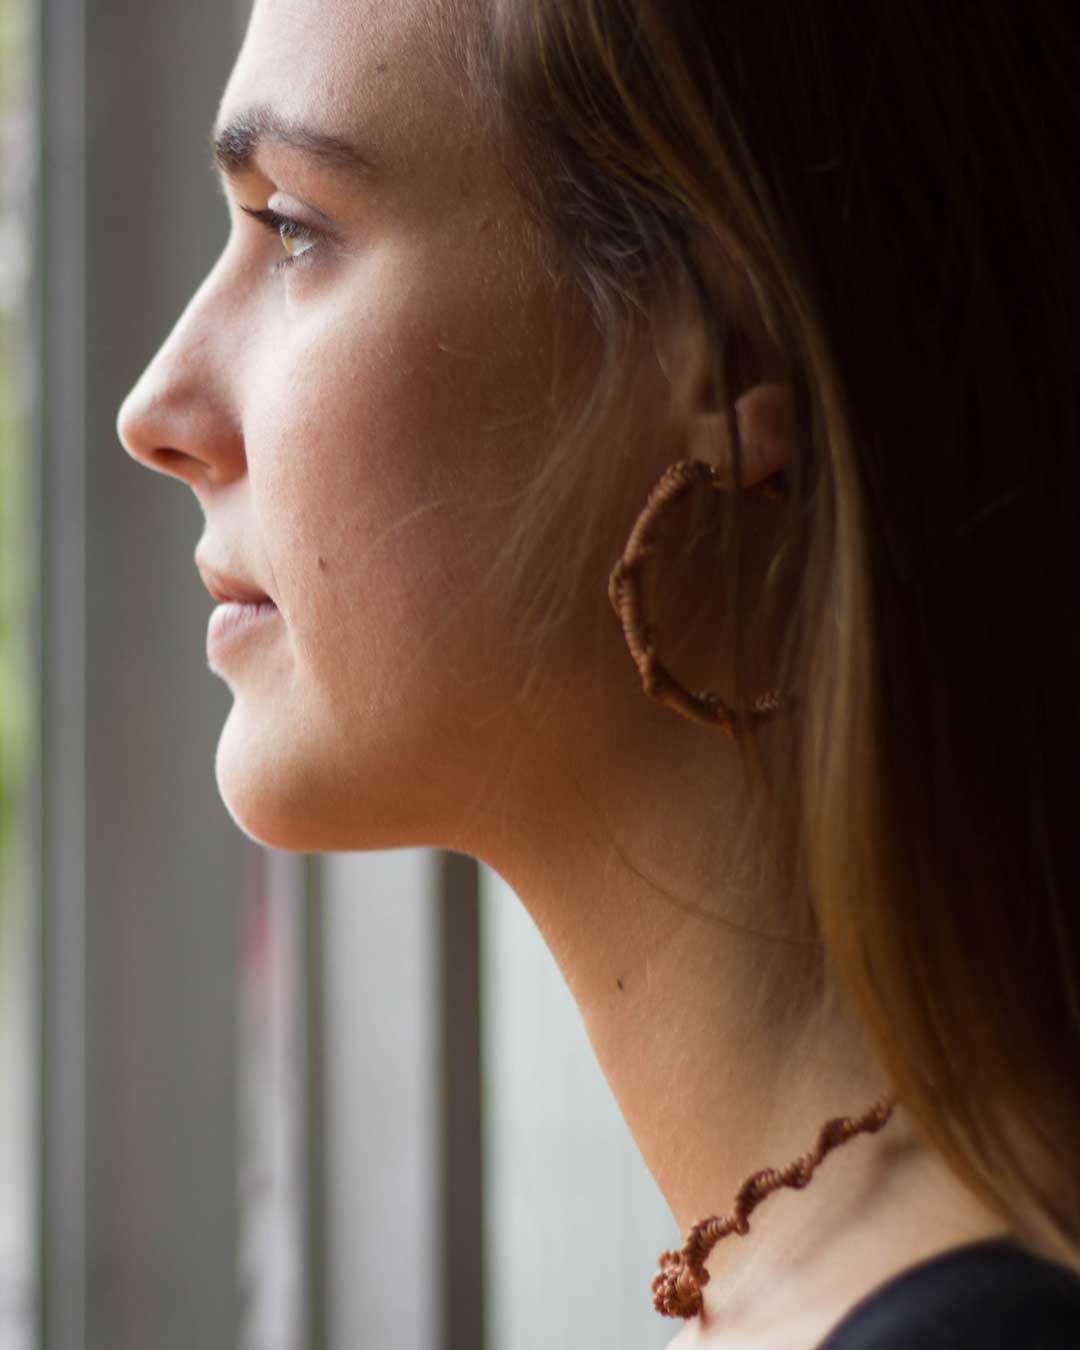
[116,0,1008,1344]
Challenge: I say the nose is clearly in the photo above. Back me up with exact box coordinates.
[116,259,246,495]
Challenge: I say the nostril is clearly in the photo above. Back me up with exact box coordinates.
[153,446,195,476]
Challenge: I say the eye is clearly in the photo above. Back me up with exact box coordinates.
[239,205,321,273]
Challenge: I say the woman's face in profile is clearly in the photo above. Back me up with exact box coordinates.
[117,0,593,851]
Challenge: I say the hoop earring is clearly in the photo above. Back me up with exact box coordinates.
[608,459,788,736]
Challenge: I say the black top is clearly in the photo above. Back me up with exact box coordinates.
[816,1238,1080,1348]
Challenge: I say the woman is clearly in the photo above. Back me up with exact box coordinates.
[117,0,1080,1345]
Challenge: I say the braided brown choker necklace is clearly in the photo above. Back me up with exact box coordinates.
[651,1094,897,1318]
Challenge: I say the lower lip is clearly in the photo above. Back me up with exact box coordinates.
[207,600,280,661]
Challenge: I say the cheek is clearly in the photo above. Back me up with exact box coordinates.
[260,245,543,522]
[235,248,558,810]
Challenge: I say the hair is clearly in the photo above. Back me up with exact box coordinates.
[439,0,1080,1271]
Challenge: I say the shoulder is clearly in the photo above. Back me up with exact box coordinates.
[816,1238,1080,1350]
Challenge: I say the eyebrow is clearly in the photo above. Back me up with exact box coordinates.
[210,105,382,187]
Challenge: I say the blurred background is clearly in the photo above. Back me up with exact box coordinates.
[0,1,679,1347]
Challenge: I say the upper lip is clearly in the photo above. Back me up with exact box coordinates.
[195,554,274,606]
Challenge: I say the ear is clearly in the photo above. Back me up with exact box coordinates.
[654,259,795,491]
[687,380,795,490]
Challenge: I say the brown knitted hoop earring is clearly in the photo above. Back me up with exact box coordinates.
[608,458,788,736]
[653,1094,898,1319]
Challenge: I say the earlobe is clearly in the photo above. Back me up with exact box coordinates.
[687,380,795,490]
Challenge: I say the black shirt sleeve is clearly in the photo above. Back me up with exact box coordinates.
[815,1237,1080,1349]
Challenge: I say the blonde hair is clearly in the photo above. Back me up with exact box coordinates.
[441,0,1080,1271]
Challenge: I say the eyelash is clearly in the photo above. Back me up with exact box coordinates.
[239,205,320,274]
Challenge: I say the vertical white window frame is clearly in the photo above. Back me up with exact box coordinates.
[321,850,439,1350]
[238,850,322,1350]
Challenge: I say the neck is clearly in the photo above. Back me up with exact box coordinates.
[478,800,894,1237]
[444,676,1009,1345]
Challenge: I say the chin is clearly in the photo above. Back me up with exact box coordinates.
[212,702,439,854]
